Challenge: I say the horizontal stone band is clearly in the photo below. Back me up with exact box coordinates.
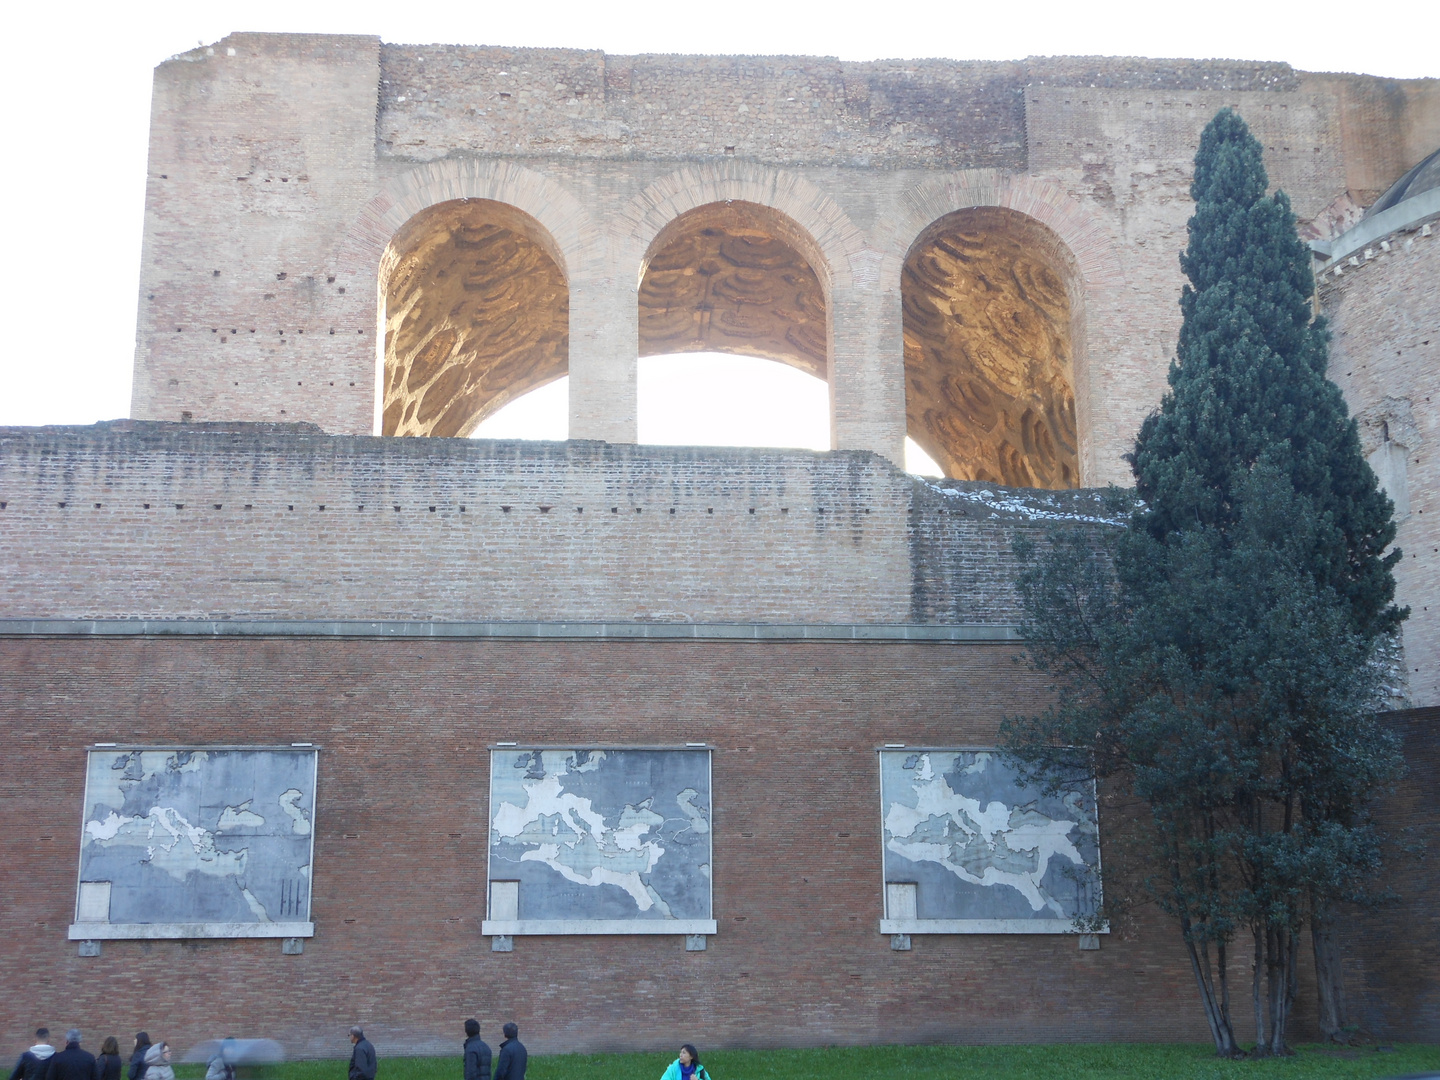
[481,919,717,936]
[68,921,316,940]
[879,919,1109,935]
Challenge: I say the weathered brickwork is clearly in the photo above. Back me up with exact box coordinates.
[129,34,1440,480]
[0,634,1363,1055]
[1320,214,1440,705]
[0,424,1115,625]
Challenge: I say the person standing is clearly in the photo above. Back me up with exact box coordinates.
[660,1044,710,1080]
[492,1024,525,1080]
[93,1038,122,1080]
[138,1044,172,1080]
[461,1021,490,1080]
[126,1036,150,1080]
[347,1028,376,1080]
[43,1032,96,1080]
[9,1028,54,1080]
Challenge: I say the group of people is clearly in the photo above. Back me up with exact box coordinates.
[10,1032,174,1080]
[15,1023,706,1080]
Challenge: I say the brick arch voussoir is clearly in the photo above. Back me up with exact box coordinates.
[338,159,600,284]
[618,162,869,293]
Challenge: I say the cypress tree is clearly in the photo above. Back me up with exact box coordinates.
[1130,108,1403,641]
[1005,109,1406,1056]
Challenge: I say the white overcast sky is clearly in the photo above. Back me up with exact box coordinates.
[0,0,1432,436]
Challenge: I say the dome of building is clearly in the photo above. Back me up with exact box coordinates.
[1365,145,1440,217]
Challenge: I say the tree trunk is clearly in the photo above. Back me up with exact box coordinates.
[1312,904,1349,1042]
[1182,924,1242,1057]
[1259,924,1297,1056]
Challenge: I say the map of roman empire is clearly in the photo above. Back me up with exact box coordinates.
[880,750,1101,927]
[76,748,317,928]
[488,749,712,922]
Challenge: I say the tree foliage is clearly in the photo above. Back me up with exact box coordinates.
[1004,110,1404,1058]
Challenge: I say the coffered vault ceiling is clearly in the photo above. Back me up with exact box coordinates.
[382,199,569,438]
[638,205,827,378]
[903,207,1080,489]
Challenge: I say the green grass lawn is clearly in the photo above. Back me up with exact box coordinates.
[193,1043,1440,1080]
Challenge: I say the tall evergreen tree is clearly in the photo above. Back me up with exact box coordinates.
[1004,109,1405,1057]
[1130,109,1402,641]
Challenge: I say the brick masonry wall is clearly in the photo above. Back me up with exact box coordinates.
[0,424,1117,625]
[1338,707,1440,1040]
[131,33,1440,488]
[0,633,1372,1056]
[1321,215,1440,706]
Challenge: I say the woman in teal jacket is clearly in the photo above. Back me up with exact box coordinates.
[660,1045,709,1080]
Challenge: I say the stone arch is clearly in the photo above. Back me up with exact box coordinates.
[338,160,600,436]
[638,201,829,379]
[378,199,569,438]
[903,206,1084,488]
[617,161,868,294]
[888,172,1125,487]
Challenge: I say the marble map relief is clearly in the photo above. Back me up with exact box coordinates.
[74,748,317,933]
[487,748,712,924]
[880,749,1101,930]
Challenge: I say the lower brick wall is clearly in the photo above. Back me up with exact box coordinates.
[1,637,1430,1056]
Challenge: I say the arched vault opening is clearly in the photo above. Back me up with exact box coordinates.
[903,207,1081,488]
[639,201,828,380]
[380,199,568,437]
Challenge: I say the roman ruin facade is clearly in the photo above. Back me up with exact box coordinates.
[1,34,1437,1053]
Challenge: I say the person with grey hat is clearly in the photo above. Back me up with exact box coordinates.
[41,1033,94,1080]
[346,1029,375,1080]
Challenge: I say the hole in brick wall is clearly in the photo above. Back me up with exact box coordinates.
[327,276,336,284]
[429,506,436,512]
[277,272,287,280]
[338,287,345,294]
[501,506,512,513]
[611,507,619,513]
[244,504,252,510]
[212,270,220,277]
[213,504,222,510]
[318,505,326,511]
[94,503,101,509]
[175,504,184,510]
[143,503,150,509]
[459,506,466,512]
[634,506,642,513]
[669,508,675,514]
[538,505,552,513]
[357,505,364,511]
[0,502,6,510]
[394,506,401,512]
[576,507,583,513]
[57,501,66,508]
[288,505,294,511]
[748,507,755,514]
[707,508,713,514]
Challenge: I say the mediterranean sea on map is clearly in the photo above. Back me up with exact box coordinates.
[488,748,712,921]
[77,749,317,926]
[880,749,1101,924]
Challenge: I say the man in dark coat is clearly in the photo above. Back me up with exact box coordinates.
[127,1035,150,1080]
[492,1024,525,1080]
[8,1028,54,1080]
[347,1028,376,1080]
[43,1032,94,1080]
[461,1020,490,1080]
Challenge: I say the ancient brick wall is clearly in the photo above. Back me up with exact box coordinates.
[1320,214,1440,706]
[0,424,1115,624]
[130,34,1440,484]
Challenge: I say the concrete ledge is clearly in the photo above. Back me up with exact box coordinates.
[481,919,717,936]
[879,918,1108,935]
[0,620,1021,643]
[68,921,315,940]
[1312,188,1440,268]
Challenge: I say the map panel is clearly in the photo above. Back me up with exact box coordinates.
[880,749,1101,928]
[75,748,317,931]
[488,748,712,922]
